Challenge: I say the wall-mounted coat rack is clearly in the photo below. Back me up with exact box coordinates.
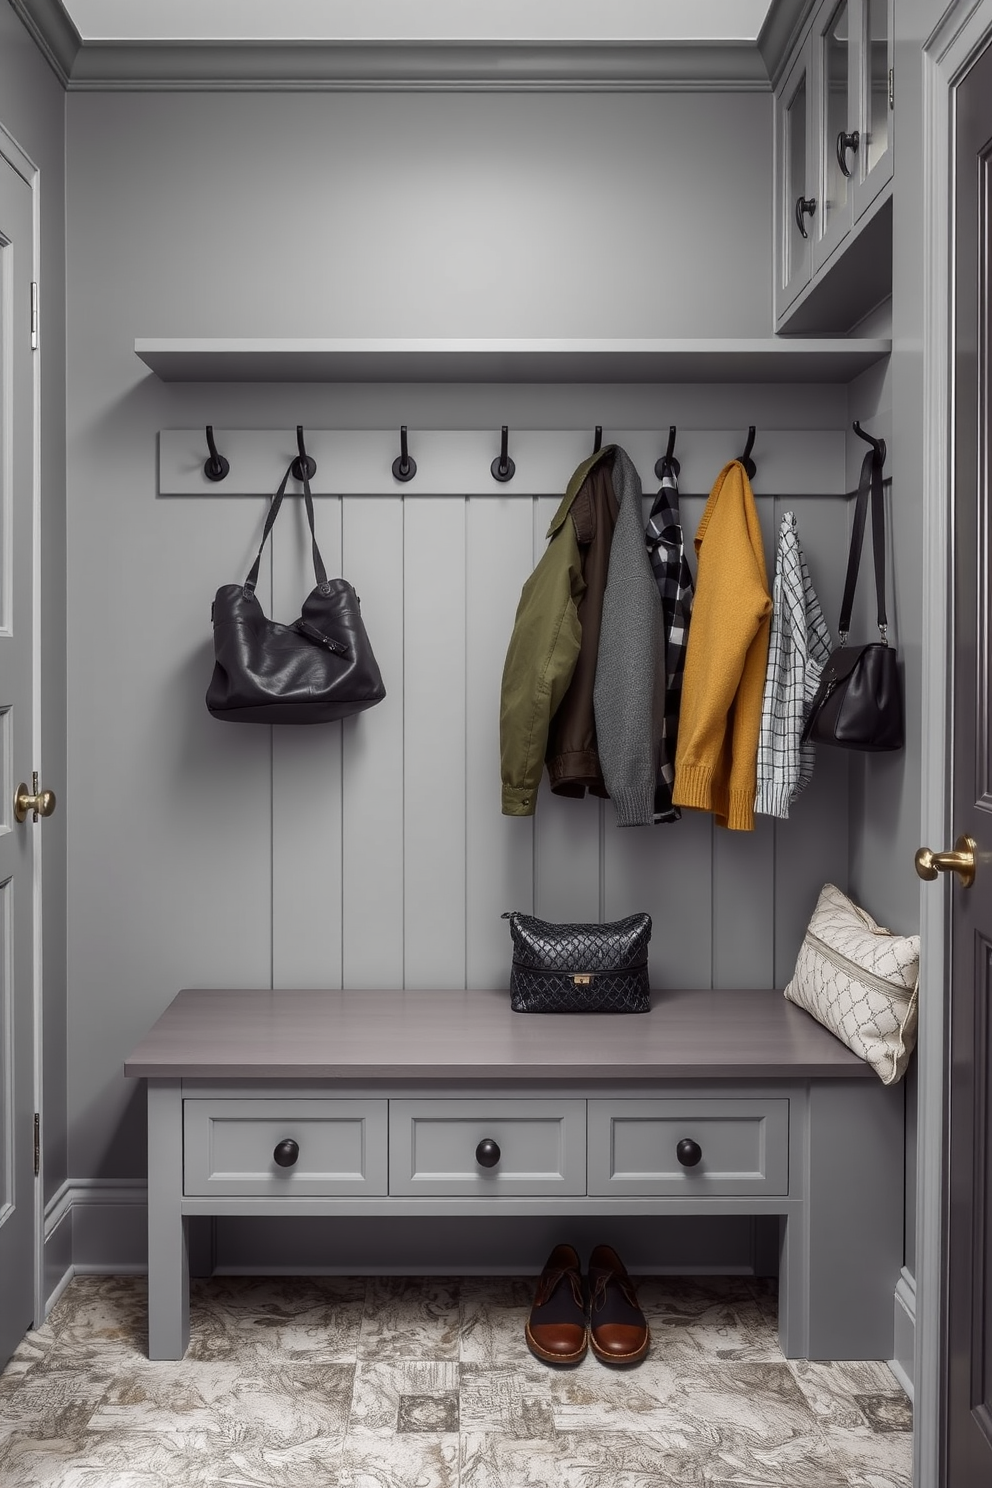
[159,427,850,500]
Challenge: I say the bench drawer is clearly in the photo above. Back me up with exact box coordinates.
[588,1099,789,1197]
[389,1099,586,1196]
[183,1098,388,1196]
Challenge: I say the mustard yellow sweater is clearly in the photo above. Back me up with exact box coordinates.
[672,460,772,831]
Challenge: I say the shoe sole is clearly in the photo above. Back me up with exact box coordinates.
[525,1322,588,1365]
[589,1327,650,1366]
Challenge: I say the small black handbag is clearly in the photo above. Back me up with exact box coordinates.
[503,911,652,1014]
[207,460,386,724]
[802,447,903,752]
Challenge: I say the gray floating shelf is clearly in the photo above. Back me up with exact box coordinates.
[134,336,891,385]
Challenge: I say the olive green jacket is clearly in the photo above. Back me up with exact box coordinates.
[499,448,616,816]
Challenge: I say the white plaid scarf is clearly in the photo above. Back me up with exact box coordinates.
[755,511,832,818]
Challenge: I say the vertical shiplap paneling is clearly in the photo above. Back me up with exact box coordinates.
[531,496,603,924]
[771,494,851,986]
[465,497,535,988]
[270,494,344,987]
[404,498,467,988]
[603,812,715,989]
[341,496,406,989]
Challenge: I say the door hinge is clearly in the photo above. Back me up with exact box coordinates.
[888,68,894,110]
[30,282,38,351]
[33,1113,40,1176]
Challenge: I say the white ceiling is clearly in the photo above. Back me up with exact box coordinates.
[60,0,776,45]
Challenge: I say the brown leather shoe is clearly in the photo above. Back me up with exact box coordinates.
[587,1244,650,1365]
[525,1244,588,1365]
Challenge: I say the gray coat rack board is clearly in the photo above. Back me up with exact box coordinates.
[157,428,846,500]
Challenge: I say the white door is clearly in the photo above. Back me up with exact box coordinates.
[0,151,39,1371]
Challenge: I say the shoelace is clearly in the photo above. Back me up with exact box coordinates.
[534,1266,585,1311]
[590,1270,640,1314]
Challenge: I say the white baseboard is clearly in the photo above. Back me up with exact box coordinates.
[888,1266,916,1400]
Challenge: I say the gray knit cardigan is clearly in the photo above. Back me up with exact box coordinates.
[593,446,665,827]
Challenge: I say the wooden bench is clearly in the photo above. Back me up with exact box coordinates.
[125,985,904,1362]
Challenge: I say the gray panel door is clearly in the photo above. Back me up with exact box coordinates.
[944,36,992,1485]
[0,154,36,1371]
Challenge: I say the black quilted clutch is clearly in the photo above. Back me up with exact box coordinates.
[503,912,652,1014]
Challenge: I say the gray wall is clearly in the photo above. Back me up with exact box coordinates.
[64,86,843,1197]
[0,1,67,1213]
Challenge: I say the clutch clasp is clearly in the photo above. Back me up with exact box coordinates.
[573,974,592,987]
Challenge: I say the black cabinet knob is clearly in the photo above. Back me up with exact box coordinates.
[273,1138,300,1168]
[475,1138,501,1168]
[676,1138,702,1168]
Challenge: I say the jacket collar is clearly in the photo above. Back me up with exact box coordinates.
[546,446,615,539]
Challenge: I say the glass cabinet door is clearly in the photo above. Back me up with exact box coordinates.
[853,0,894,216]
[777,40,814,313]
[812,0,856,272]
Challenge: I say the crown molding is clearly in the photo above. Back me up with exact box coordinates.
[756,0,817,89]
[39,37,772,91]
[9,0,81,85]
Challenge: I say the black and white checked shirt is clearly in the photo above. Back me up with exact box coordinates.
[646,458,694,824]
[755,511,832,819]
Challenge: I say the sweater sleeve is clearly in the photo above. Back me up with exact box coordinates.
[499,528,584,816]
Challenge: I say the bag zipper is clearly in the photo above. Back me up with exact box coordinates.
[805,931,915,1001]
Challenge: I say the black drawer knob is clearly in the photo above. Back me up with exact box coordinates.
[676,1138,702,1168]
[476,1138,501,1168]
[273,1138,300,1168]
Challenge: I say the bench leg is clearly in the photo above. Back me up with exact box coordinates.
[146,1079,190,1361]
[779,1080,904,1359]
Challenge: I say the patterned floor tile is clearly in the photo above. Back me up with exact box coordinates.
[349,1359,459,1436]
[337,1434,458,1488]
[788,1359,912,1431]
[459,1362,561,1436]
[44,1275,149,1360]
[188,1275,367,1364]
[818,1422,914,1488]
[637,1277,783,1363]
[0,1428,215,1488]
[358,1277,460,1361]
[0,1275,915,1488]
[460,1276,536,1366]
[0,1358,116,1437]
[89,1359,355,1446]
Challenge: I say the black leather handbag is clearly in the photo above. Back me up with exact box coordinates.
[206,460,386,724]
[503,912,652,1014]
[802,448,903,752]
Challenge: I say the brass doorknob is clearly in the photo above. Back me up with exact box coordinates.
[14,773,56,824]
[915,835,976,888]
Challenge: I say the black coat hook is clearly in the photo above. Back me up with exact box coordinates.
[738,426,757,480]
[853,421,886,467]
[593,426,603,454]
[291,425,317,482]
[203,426,229,482]
[654,425,680,480]
[392,425,417,483]
[491,425,516,483]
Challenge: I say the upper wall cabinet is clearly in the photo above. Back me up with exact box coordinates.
[774,0,893,333]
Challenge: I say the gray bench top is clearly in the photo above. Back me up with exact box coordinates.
[124,986,871,1081]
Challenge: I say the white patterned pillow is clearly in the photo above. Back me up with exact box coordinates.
[784,883,920,1085]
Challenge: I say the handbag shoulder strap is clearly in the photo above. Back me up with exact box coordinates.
[837,447,888,643]
[244,460,329,598]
